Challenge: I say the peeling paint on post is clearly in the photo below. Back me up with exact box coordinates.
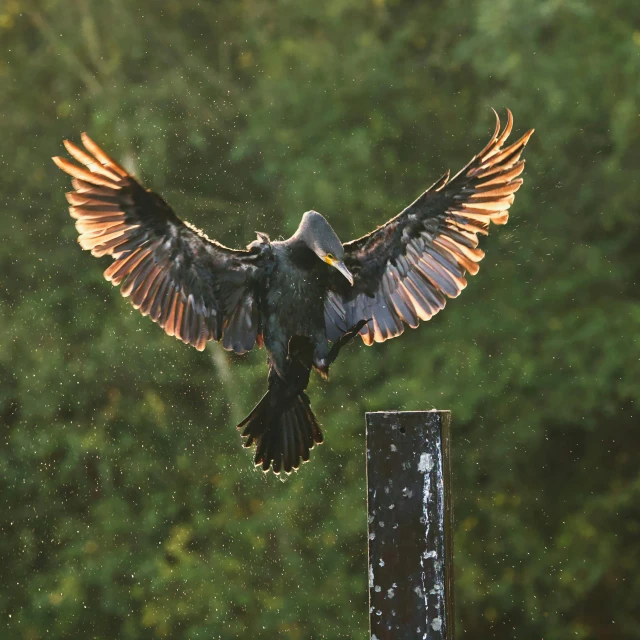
[366,411,454,640]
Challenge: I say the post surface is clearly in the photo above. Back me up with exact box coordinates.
[366,410,454,640]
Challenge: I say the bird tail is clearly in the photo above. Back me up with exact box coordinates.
[238,387,323,474]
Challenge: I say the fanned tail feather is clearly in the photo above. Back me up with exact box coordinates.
[238,389,322,474]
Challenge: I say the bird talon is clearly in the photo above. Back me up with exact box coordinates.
[339,319,369,345]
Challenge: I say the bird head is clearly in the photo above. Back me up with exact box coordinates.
[296,211,354,285]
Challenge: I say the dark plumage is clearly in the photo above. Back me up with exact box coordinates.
[53,110,533,474]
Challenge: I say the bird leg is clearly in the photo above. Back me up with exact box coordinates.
[326,319,370,365]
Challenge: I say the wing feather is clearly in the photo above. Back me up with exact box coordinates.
[54,135,270,353]
[326,110,533,344]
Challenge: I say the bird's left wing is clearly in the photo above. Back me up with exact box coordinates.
[53,134,269,354]
[325,110,534,345]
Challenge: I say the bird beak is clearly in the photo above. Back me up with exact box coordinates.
[325,257,354,286]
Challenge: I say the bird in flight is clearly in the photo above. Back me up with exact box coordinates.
[53,110,533,475]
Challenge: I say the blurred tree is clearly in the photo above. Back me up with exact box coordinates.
[0,0,638,638]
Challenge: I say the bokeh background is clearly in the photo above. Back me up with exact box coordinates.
[1,1,639,638]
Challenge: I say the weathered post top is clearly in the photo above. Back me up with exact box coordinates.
[366,410,454,640]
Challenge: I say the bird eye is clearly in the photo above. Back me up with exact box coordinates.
[326,253,335,261]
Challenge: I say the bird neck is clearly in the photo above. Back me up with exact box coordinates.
[283,236,320,270]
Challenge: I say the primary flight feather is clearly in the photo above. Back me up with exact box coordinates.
[53,110,533,474]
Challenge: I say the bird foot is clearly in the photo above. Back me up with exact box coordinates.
[338,319,370,347]
[327,319,370,365]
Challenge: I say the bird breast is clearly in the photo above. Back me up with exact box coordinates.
[265,248,327,338]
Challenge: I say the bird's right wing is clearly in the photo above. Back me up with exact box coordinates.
[53,135,269,354]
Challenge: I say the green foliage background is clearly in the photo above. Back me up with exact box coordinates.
[1,1,639,638]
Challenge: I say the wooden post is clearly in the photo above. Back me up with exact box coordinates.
[366,411,454,640]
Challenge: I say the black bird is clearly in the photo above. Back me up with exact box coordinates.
[53,110,533,475]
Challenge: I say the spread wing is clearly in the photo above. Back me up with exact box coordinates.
[53,135,269,354]
[325,110,534,345]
